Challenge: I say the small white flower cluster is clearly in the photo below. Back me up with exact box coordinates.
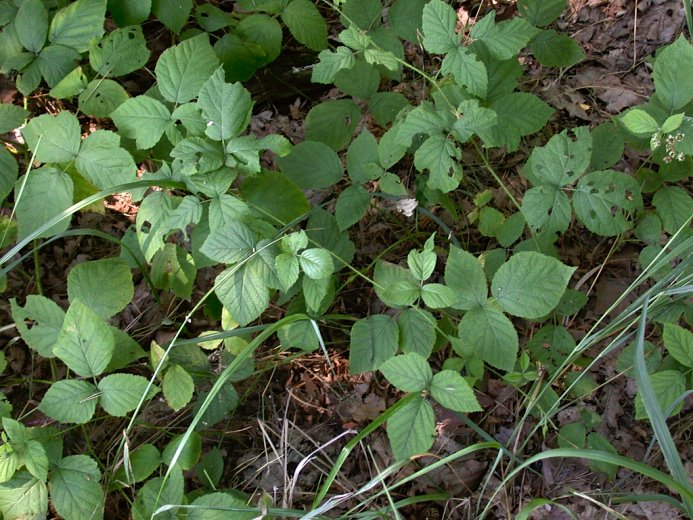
[651,131,686,163]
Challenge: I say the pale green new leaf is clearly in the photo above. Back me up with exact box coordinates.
[38,379,98,424]
[300,248,334,280]
[349,315,399,373]
[172,137,224,175]
[312,47,355,84]
[388,396,435,459]
[155,33,220,104]
[67,258,134,319]
[635,370,686,420]
[335,185,371,231]
[492,252,575,319]
[420,283,455,309]
[199,221,257,265]
[215,264,269,326]
[408,249,436,282]
[15,167,73,241]
[77,79,129,118]
[0,444,19,484]
[379,353,432,392]
[10,295,64,358]
[421,0,459,53]
[0,103,28,134]
[281,0,327,51]
[15,0,47,53]
[430,370,482,412]
[620,109,660,136]
[0,470,47,520]
[97,373,153,416]
[111,95,171,149]
[653,36,693,112]
[89,25,149,77]
[22,111,80,164]
[197,66,253,141]
[573,170,643,236]
[51,455,103,520]
[152,0,192,33]
[398,308,436,358]
[444,247,487,310]
[663,323,693,368]
[163,364,194,412]
[75,130,136,189]
[53,300,115,377]
[652,186,693,234]
[458,303,518,371]
[208,194,252,232]
[413,134,462,193]
[48,0,106,53]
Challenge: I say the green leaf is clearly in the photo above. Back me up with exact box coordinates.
[15,0,48,53]
[106,328,147,372]
[312,47,355,84]
[150,244,196,300]
[523,127,592,187]
[586,432,618,479]
[653,36,693,111]
[347,129,382,183]
[478,206,505,237]
[35,45,80,87]
[421,0,459,53]
[635,370,686,420]
[199,221,256,265]
[590,121,624,170]
[378,126,408,169]
[240,170,309,224]
[76,130,136,190]
[373,260,420,308]
[197,66,252,141]
[215,264,269,326]
[558,422,586,449]
[108,0,152,26]
[155,33,219,104]
[0,103,28,134]
[390,0,426,42]
[471,12,539,60]
[22,111,80,164]
[0,444,19,484]
[663,323,693,368]
[652,186,693,234]
[620,108,660,136]
[478,93,554,151]
[420,283,455,309]
[368,92,408,127]
[23,440,48,483]
[573,170,643,236]
[414,134,462,192]
[349,315,399,373]
[67,258,134,319]
[188,492,255,520]
[660,112,685,134]
[195,4,233,31]
[97,374,152,416]
[48,0,106,53]
[152,0,192,33]
[521,185,571,235]
[275,253,300,292]
[112,444,160,487]
[458,303,518,372]
[492,252,575,319]
[171,137,224,175]
[77,79,129,118]
[388,396,435,459]
[304,99,361,151]
[380,353,432,392]
[341,0,381,30]
[531,29,584,68]
[15,167,73,241]
[163,364,194,412]
[10,295,64,358]
[306,208,356,269]
[38,379,98,424]
[452,100,497,141]
[277,141,343,189]
[517,0,566,27]
[111,95,171,149]
[396,102,450,145]
[131,468,184,519]
[444,246,487,310]
[398,309,436,358]
[51,455,103,520]
[527,324,575,374]
[302,276,333,314]
[53,300,115,377]
[430,370,481,412]
[407,248,436,282]
[236,14,282,68]
[0,470,47,520]
[89,25,149,77]
[162,432,202,470]
[281,0,327,51]
[336,185,371,231]
[300,248,334,280]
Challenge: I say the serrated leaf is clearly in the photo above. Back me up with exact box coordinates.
[590,121,624,170]
[527,324,575,374]
[573,170,643,236]
[215,264,269,326]
[521,185,572,235]
[300,248,334,280]
[152,0,192,33]
[430,370,481,412]
[492,252,575,319]
[49,0,106,52]
[413,134,462,193]
[89,25,149,77]
[304,99,361,151]
[421,0,459,53]
[444,246,487,310]
[275,253,300,292]
[77,78,130,118]
[0,444,19,484]
[156,33,219,104]
[652,186,692,234]
[306,208,356,269]
[241,170,310,224]
[22,111,80,164]
[281,0,327,51]
[390,0,426,42]
[336,185,371,231]
[10,295,64,358]
[407,249,436,281]
[112,444,160,487]
[67,258,134,319]
[620,108,660,136]
[458,303,518,372]
[108,0,152,26]
[236,13,282,68]
[347,129,382,183]
[312,47,355,84]
[163,364,194,412]
[396,102,450,146]
[35,44,80,88]
[349,315,399,373]
[653,36,693,112]
[373,260,420,308]
[53,300,114,377]
[277,141,343,189]
[471,12,539,60]
[0,103,28,134]
[380,353,432,392]
[452,100,497,141]
[111,95,171,149]
[523,127,592,187]
[199,222,257,265]
[51,455,103,520]
[162,432,201,470]
[517,0,566,27]
[379,125,408,169]
[0,470,47,520]
[75,130,136,190]
[531,29,584,68]
[24,440,48,482]
[420,283,455,309]
[388,396,435,459]
[15,0,47,53]
[635,370,686,420]
[98,374,153,416]
[131,468,184,519]
[188,492,254,520]
[663,323,693,368]
[369,92,408,127]
[397,308,436,358]
[15,167,73,241]
[38,379,98,424]
[197,66,253,141]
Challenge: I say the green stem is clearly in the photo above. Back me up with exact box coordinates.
[32,240,43,295]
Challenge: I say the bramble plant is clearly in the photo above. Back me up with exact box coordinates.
[0,0,692,518]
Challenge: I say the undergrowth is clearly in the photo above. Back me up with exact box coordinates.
[0,0,691,518]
